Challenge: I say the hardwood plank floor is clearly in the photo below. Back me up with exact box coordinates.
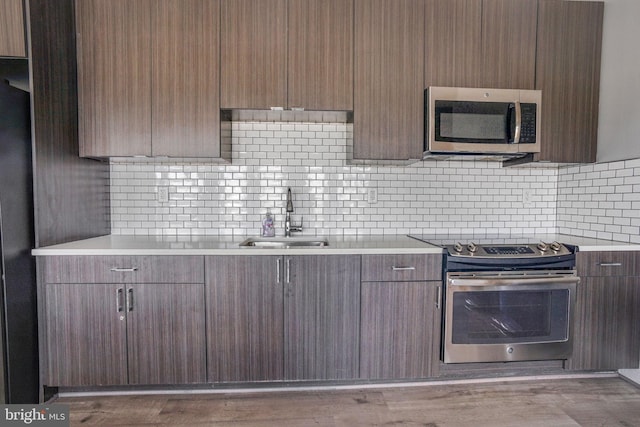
[56,377,640,426]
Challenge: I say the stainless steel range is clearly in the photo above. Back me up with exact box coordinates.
[409,235,579,364]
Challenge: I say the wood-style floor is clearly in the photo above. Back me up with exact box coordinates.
[56,376,640,426]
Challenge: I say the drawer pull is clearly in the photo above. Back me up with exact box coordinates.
[392,266,416,271]
[110,267,138,272]
[598,262,622,267]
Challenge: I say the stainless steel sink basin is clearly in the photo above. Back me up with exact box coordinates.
[239,237,329,248]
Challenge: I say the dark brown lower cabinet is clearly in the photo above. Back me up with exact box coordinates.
[360,281,441,379]
[125,283,207,384]
[284,255,361,380]
[46,283,128,386]
[45,282,206,386]
[207,254,361,382]
[567,276,640,371]
[206,256,284,382]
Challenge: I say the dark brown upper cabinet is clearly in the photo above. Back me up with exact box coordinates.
[151,0,221,158]
[0,0,26,57]
[535,0,604,163]
[354,0,425,161]
[77,0,224,159]
[288,0,354,111]
[221,0,353,111]
[425,0,482,88]
[481,0,537,90]
[76,0,153,157]
[425,0,537,90]
[220,0,287,110]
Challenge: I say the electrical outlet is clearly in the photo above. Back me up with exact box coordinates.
[158,187,169,203]
[367,188,378,204]
[522,189,533,207]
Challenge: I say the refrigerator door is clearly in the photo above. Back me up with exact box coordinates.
[0,79,38,403]
[0,201,6,402]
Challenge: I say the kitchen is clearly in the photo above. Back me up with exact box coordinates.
[2,0,640,424]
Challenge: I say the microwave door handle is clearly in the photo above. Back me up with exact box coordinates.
[514,101,522,143]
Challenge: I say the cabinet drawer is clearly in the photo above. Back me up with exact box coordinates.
[361,254,442,282]
[43,256,204,284]
[577,251,640,277]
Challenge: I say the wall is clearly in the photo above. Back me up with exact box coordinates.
[110,117,558,237]
[596,0,640,162]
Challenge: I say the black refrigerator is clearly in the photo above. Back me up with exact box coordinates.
[0,74,39,403]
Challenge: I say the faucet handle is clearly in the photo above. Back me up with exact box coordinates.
[291,215,303,233]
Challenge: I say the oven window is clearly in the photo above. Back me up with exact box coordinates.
[451,290,570,344]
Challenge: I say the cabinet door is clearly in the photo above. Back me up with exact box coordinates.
[45,284,128,386]
[288,0,353,111]
[354,0,425,161]
[220,0,287,109]
[126,283,206,384]
[152,0,221,157]
[206,256,284,382]
[0,0,26,57]
[284,255,361,380]
[361,281,440,379]
[425,0,481,88]
[76,0,152,156]
[567,277,640,371]
[481,0,537,89]
[535,0,603,163]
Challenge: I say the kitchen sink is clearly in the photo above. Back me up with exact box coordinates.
[239,237,329,248]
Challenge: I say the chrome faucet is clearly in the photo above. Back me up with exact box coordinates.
[284,188,303,237]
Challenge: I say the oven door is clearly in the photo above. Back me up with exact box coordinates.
[444,271,579,363]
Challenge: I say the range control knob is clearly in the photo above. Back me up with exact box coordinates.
[453,242,463,253]
[537,242,548,252]
[467,242,478,253]
[550,241,562,252]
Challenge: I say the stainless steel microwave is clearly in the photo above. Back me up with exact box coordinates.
[424,87,541,158]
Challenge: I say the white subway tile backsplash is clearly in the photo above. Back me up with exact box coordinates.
[557,158,640,242]
[109,119,614,237]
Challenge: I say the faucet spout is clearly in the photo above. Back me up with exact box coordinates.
[286,188,294,213]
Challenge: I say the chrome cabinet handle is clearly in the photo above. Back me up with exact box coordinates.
[436,285,441,310]
[116,288,124,312]
[514,101,522,143]
[285,258,291,284]
[276,258,281,284]
[127,288,134,312]
[110,267,138,272]
[392,266,416,271]
[598,262,622,267]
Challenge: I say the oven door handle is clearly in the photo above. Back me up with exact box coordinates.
[448,275,579,288]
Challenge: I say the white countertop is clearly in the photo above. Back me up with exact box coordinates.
[31,233,640,256]
[31,234,444,256]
